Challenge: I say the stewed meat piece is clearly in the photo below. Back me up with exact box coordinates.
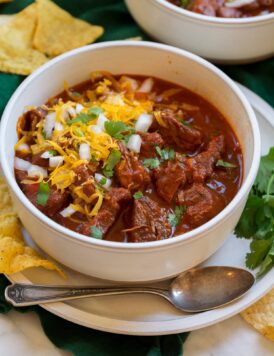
[138,131,164,159]
[80,188,131,236]
[127,196,171,242]
[177,183,225,227]
[154,155,191,203]
[156,112,202,151]
[18,177,68,217]
[115,142,150,192]
[187,135,225,183]
[73,164,95,197]
[17,107,48,138]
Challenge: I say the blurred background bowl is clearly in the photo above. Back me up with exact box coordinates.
[125,0,274,64]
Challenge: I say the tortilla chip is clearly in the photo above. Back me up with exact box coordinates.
[0,177,64,276]
[241,289,274,341]
[0,177,14,214]
[0,4,48,75]
[33,0,104,57]
[0,15,14,26]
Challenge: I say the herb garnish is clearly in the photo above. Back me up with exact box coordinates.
[37,181,50,207]
[133,191,143,200]
[67,106,103,125]
[235,147,274,276]
[180,0,190,8]
[216,160,237,168]
[99,177,107,185]
[155,146,175,161]
[143,158,160,169]
[102,149,122,178]
[168,206,186,228]
[90,226,103,239]
[104,121,135,140]
[48,149,57,156]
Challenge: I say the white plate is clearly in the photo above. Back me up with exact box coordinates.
[5,84,274,335]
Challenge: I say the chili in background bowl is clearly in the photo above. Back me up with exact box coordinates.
[0,41,260,282]
[125,0,274,64]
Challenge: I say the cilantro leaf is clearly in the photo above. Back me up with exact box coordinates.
[143,158,160,169]
[168,205,186,228]
[216,160,237,168]
[90,226,103,239]
[255,147,274,194]
[180,0,190,7]
[246,238,273,269]
[235,148,274,277]
[99,177,107,185]
[67,106,103,125]
[102,149,121,178]
[48,149,57,156]
[104,121,135,140]
[133,191,143,200]
[235,193,265,238]
[155,146,175,161]
[37,181,50,207]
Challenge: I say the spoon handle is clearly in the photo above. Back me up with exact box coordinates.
[5,283,169,307]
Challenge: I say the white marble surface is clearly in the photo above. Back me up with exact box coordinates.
[0,311,273,355]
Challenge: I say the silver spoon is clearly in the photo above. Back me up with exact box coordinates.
[5,266,255,312]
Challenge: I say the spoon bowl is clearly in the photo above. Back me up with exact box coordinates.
[5,266,255,312]
[169,266,255,312]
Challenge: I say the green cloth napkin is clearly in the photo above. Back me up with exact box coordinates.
[0,1,273,355]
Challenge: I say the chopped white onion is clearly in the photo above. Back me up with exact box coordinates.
[41,151,53,159]
[89,125,103,134]
[105,95,124,106]
[49,156,64,168]
[43,112,56,139]
[127,134,142,153]
[75,103,84,114]
[17,143,30,151]
[122,76,138,91]
[14,157,31,171]
[138,78,154,93]
[79,143,91,161]
[95,173,112,190]
[27,165,48,178]
[67,106,76,118]
[54,122,64,132]
[97,114,109,131]
[225,0,255,7]
[135,114,153,132]
[60,204,76,218]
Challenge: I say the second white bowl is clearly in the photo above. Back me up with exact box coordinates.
[125,0,274,64]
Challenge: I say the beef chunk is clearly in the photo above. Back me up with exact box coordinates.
[74,164,95,197]
[153,155,190,203]
[187,135,224,183]
[138,131,164,159]
[21,180,68,217]
[80,188,131,236]
[127,196,171,242]
[31,153,49,168]
[17,107,48,138]
[156,112,202,150]
[115,142,150,192]
[177,183,224,227]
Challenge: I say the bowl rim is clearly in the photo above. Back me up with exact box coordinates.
[0,40,261,251]
[152,0,274,24]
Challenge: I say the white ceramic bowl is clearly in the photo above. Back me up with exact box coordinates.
[0,41,260,282]
[125,0,274,64]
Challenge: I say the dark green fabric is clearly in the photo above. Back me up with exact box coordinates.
[0,275,187,356]
[0,0,273,355]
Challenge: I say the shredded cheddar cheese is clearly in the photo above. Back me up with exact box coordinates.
[14,72,156,222]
